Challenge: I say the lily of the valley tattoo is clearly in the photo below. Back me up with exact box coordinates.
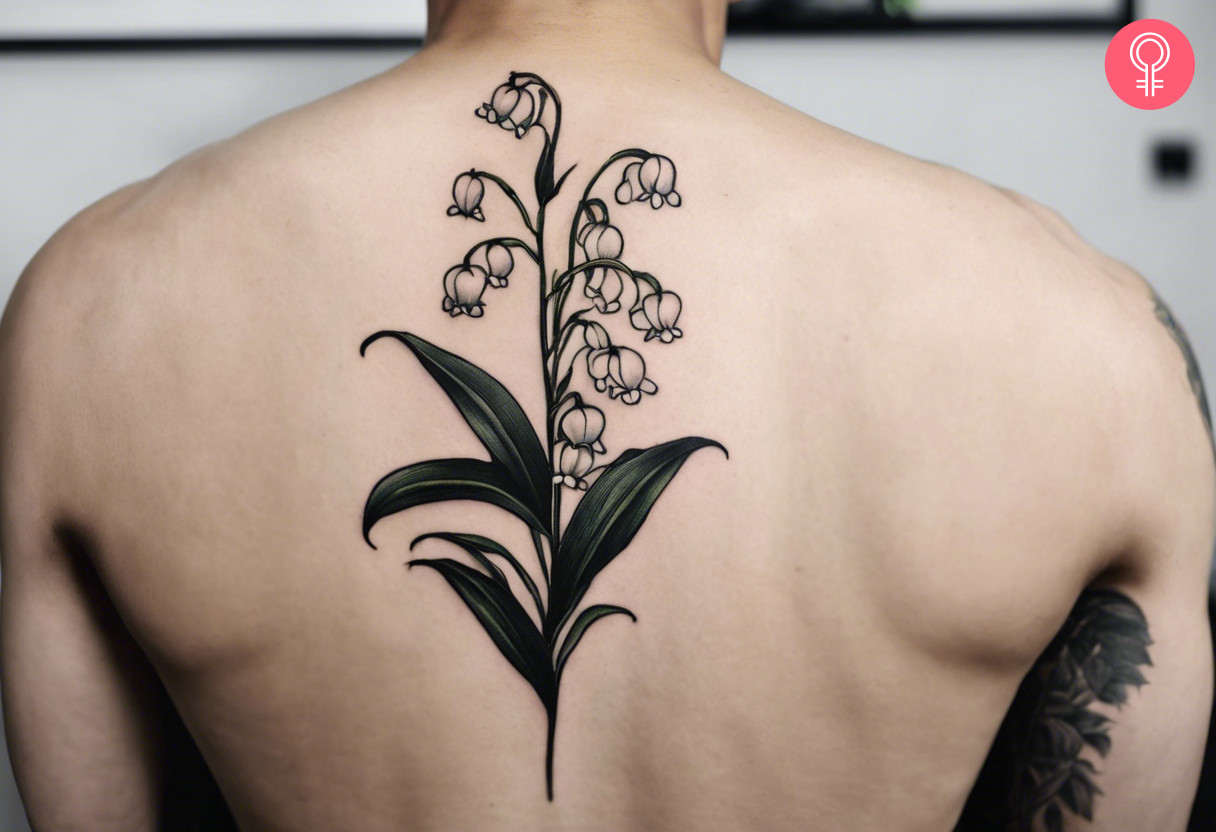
[955,589,1152,832]
[360,72,726,800]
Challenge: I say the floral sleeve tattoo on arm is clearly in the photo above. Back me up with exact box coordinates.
[357,72,726,800]
[957,288,1203,829]
[956,590,1152,832]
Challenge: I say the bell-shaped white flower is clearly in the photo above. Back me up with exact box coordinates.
[578,222,624,262]
[607,347,658,404]
[630,290,683,342]
[615,154,680,209]
[441,265,489,317]
[559,405,606,453]
[585,266,626,314]
[552,442,594,490]
[640,155,681,208]
[596,347,658,405]
[583,322,613,392]
[470,242,514,288]
[475,83,536,138]
[447,171,485,221]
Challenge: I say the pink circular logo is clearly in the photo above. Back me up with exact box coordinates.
[1106,19,1195,110]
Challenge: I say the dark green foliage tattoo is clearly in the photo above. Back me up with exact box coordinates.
[956,590,1152,832]
[358,72,726,800]
[1153,289,1213,448]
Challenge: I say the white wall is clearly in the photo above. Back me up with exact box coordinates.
[0,1,1211,827]
[0,0,427,37]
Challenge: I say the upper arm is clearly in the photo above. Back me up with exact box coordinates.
[0,526,167,831]
[957,250,1215,831]
[1085,278,1216,830]
[958,583,1211,832]
[0,222,166,831]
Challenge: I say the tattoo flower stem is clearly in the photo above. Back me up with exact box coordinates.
[471,170,537,234]
[359,71,726,801]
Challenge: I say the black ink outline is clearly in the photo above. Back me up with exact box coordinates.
[360,72,727,800]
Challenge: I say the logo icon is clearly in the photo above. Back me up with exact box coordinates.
[1130,32,1169,97]
[1106,20,1194,110]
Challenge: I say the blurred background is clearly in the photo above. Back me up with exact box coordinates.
[0,0,1211,828]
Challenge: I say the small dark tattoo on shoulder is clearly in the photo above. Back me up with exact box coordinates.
[956,589,1152,832]
[357,72,726,800]
[1152,289,1213,447]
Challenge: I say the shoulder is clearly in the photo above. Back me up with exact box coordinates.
[0,127,303,486]
[698,80,1212,557]
[799,159,1213,660]
[988,186,1213,536]
[856,168,1213,577]
[1,139,226,376]
[1,94,342,369]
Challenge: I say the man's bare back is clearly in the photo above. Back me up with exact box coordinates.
[2,2,1212,830]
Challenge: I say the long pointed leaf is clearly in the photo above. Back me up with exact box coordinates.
[410,532,509,588]
[551,163,577,200]
[535,130,556,204]
[408,558,555,707]
[547,437,726,638]
[411,532,545,622]
[553,364,576,404]
[531,529,550,587]
[556,605,636,682]
[361,331,550,527]
[363,458,546,546]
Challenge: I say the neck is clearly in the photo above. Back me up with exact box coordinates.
[424,0,726,65]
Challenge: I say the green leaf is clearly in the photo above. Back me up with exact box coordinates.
[411,532,507,587]
[409,558,556,707]
[411,532,545,622]
[551,163,577,200]
[1064,589,1152,706]
[1044,803,1063,832]
[361,331,550,528]
[546,437,726,638]
[553,364,576,404]
[363,458,546,546]
[531,529,550,588]
[556,604,636,682]
[535,130,556,205]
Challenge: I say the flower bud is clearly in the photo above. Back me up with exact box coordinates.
[470,242,514,288]
[559,405,606,453]
[615,154,680,209]
[606,347,658,405]
[476,83,536,138]
[580,222,624,262]
[441,265,488,317]
[447,171,485,221]
[630,291,683,343]
[552,442,594,490]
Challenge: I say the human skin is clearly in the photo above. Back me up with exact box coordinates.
[1,2,1212,829]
